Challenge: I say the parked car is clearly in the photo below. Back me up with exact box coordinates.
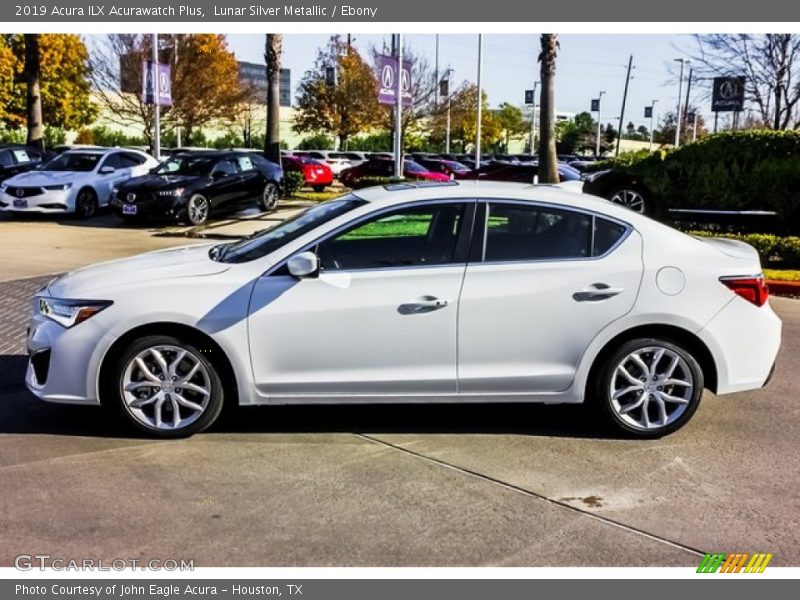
[110,151,283,225]
[467,162,582,184]
[0,145,53,183]
[415,157,472,179]
[329,151,368,168]
[339,157,450,187]
[293,150,351,176]
[282,155,334,192]
[0,148,157,218]
[26,181,781,438]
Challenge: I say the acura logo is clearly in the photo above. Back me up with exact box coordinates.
[720,80,739,99]
[126,192,136,202]
[381,64,394,89]
[16,188,24,197]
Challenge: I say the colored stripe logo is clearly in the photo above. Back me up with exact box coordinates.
[697,552,773,573]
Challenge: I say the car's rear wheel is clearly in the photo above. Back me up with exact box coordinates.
[75,188,98,219]
[259,182,279,212]
[608,188,649,215]
[109,335,224,438]
[185,193,210,225]
[312,185,326,193]
[595,338,703,438]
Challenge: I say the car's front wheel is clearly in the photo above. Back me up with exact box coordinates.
[312,185,326,193]
[74,188,99,219]
[595,338,704,438]
[109,335,224,438]
[185,193,210,225]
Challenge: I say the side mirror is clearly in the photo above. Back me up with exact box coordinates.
[99,166,115,174]
[287,251,319,279]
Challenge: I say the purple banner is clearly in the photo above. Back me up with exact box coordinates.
[376,54,413,107]
[142,61,173,106]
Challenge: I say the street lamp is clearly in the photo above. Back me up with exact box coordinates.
[529,81,539,156]
[674,58,689,148]
[595,90,606,158]
[442,67,454,154]
[648,99,658,152]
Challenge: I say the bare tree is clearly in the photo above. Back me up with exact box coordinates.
[690,34,800,129]
[264,34,283,163]
[538,34,559,184]
[23,34,44,150]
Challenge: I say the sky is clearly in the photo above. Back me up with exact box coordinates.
[227,33,707,130]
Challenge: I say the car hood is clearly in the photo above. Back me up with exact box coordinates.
[5,170,82,186]
[47,243,230,297]
[119,174,203,192]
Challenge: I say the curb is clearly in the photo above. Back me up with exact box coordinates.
[766,279,800,298]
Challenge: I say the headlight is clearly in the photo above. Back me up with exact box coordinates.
[156,188,185,197]
[0,183,7,193]
[43,183,73,191]
[37,297,112,328]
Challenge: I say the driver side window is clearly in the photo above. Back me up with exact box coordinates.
[317,203,467,271]
[213,158,239,177]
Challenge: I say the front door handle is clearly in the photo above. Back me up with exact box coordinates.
[398,296,451,314]
[573,283,625,302]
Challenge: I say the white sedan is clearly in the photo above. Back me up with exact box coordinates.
[25,181,781,438]
[0,148,158,218]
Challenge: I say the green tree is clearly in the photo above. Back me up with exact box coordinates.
[2,34,96,136]
[557,111,599,154]
[538,34,559,183]
[494,102,528,152]
[428,83,501,152]
[294,36,383,149]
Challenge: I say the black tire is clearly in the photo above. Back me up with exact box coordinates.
[74,188,99,219]
[105,335,225,438]
[606,187,654,217]
[592,338,704,438]
[312,185,326,193]
[259,182,279,212]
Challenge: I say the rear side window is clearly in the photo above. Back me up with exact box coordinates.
[237,155,255,172]
[484,203,592,261]
[593,218,627,256]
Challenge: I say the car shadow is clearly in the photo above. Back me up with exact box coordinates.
[0,354,618,440]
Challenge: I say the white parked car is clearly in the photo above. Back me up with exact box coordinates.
[293,150,352,176]
[26,181,781,438]
[0,148,158,218]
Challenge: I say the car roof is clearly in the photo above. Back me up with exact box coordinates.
[351,180,647,225]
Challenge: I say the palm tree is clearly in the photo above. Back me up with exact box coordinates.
[537,34,559,183]
[24,34,44,151]
[264,34,283,164]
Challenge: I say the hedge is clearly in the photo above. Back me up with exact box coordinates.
[592,131,800,232]
[282,171,305,197]
[688,230,800,267]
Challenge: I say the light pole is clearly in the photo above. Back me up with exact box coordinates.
[529,81,539,155]
[444,67,454,154]
[151,33,160,159]
[674,58,689,148]
[595,90,606,157]
[475,34,483,167]
[394,33,403,178]
[648,99,658,152]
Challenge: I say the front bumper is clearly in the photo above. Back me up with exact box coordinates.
[26,309,107,405]
[0,189,72,213]
[110,193,185,221]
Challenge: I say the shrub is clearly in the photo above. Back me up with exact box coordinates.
[594,131,800,232]
[282,171,305,197]
[297,134,334,150]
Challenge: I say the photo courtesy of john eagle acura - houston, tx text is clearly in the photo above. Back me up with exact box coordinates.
[25,181,782,438]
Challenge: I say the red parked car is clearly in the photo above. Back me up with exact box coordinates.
[282,155,334,192]
[339,158,450,188]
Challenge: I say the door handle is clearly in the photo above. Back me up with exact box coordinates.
[573,283,625,302]
[398,296,451,314]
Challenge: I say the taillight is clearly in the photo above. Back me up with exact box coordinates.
[720,275,769,307]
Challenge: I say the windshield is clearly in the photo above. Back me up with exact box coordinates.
[216,195,367,263]
[154,155,216,176]
[404,160,427,174]
[43,153,101,172]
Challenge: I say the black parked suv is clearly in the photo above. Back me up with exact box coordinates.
[0,145,52,183]
[111,151,283,225]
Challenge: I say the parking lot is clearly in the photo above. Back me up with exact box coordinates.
[0,209,798,567]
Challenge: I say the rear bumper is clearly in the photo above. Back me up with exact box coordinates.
[698,298,782,395]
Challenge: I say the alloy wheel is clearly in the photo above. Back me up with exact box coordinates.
[187,194,209,225]
[609,189,646,214]
[608,346,694,431]
[76,190,97,218]
[121,344,211,431]
[262,183,279,211]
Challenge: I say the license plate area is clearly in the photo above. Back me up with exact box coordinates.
[122,204,138,215]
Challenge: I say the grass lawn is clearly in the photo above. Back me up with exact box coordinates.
[764,269,800,282]
[289,189,343,203]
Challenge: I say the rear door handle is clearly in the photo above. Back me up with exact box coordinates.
[573,283,625,302]
[399,296,451,314]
